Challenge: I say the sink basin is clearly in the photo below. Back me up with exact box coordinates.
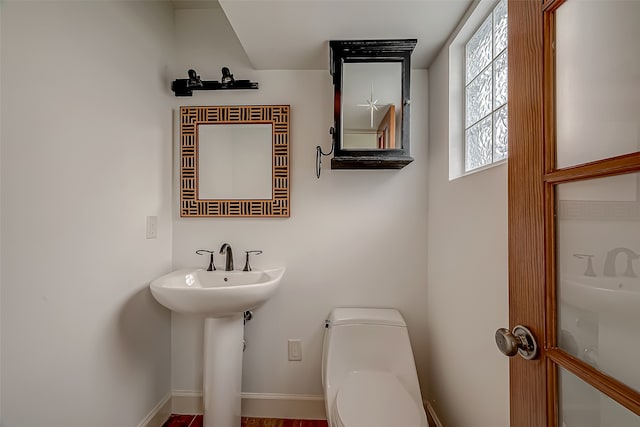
[150,267,285,317]
[561,275,640,321]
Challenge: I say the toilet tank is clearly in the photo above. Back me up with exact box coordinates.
[322,308,422,404]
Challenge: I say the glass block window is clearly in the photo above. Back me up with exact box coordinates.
[464,0,508,172]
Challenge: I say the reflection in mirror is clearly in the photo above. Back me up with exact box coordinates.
[342,62,402,150]
[199,124,272,199]
[556,173,640,408]
[328,39,416,170]
[180,105,290,217]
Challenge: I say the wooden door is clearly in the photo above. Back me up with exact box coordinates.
[508,0,640,425]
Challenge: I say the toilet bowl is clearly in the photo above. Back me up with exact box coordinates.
[322,308,428,427]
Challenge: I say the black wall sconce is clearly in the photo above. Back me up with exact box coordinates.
[171,67,259,96]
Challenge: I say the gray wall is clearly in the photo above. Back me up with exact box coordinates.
[1,2,175,425]
[425,32,510,427]
[169,8,431,398]
[0,3,513,426]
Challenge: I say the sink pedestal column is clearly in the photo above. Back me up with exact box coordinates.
[203,314,244,427]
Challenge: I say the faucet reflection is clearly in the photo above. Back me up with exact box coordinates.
[603,247,639,278]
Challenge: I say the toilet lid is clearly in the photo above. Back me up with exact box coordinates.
[335,371,421,427]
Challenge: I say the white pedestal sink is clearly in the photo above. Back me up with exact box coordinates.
[150,267,285,427]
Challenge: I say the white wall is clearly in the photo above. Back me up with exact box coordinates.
[425,42,510,426]
[0,2,174,426]
[170,8,430,398]
[0,3,3,420]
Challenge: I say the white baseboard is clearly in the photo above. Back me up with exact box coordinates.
[168,390,326,420]
[242,393,326,420]
[138,393,172,427]
[426,401,444,427]
[146,391,443,426]
[172,390,204,415]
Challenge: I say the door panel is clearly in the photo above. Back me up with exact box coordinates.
[559,367,640,427]
[508,0,640,425]
[556,173,640,392]
[555,1,640,168]
[507,0,546,425]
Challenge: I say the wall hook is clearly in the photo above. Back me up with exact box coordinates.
[316,127,335,179]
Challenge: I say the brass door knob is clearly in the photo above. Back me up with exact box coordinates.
[495,325,538,360]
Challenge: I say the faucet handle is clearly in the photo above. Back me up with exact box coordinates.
[624,250,639,278]
[243,250,263,272]
[196,249,216,271]
[573,254,596,277]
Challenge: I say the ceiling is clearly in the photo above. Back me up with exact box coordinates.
[209,0,473,70]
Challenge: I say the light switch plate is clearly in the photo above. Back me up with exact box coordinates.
[288,339,302,361]
[146,216,158,239]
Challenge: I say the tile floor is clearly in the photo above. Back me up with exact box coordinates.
[162,414,328,427]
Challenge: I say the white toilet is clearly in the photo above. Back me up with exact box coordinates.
[322,308,428,427]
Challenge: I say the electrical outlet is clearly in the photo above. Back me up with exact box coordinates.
[146,216,158,239]
[288,339,302,361]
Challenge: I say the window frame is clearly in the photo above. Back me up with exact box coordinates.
[463,0,508,173]
[448,0,508,180]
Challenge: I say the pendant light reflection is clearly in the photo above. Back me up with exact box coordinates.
[357,85,380,129]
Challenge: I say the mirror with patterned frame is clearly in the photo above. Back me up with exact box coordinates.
[179,105,290,217]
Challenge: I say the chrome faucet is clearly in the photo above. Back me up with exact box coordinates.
[603,247,639,278]
[219,243,234,271]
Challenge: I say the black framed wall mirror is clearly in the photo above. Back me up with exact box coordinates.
[330,39,417,169]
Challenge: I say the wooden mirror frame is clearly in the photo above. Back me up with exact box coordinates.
[180,105,290,217]
[330,39,416,169]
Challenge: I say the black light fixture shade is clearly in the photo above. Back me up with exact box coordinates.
[171,67,258,96]
[221,67,235,84]
[186,69,203,88]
